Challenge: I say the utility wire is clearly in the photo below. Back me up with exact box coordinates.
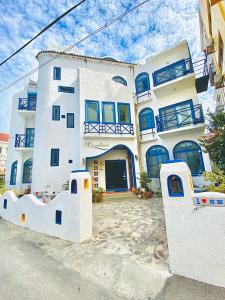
[0,0,86,67]
[0,0,150,94]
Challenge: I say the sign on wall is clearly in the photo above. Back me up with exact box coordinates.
[193,197,225,207]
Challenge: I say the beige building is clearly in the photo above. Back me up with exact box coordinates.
[0,133,9,179]
[199,0,225,108]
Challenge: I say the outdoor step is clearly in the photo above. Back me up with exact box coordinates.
[103,192,138,200]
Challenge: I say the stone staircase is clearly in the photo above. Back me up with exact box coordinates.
[103,191,138,201]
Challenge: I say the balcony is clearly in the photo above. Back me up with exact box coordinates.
[84,122,134,138]
[15,134,34,151]
[155,104,205,136]
[193,58,209,93]
[17,97,37,117]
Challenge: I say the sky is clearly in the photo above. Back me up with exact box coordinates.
[0,0,214,132]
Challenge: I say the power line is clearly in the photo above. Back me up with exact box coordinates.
[0,0,150,94]
[0,0,86,67]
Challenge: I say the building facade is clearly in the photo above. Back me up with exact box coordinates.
[5,40,211,194]
[199,0,225,108]
[0,133,9,179]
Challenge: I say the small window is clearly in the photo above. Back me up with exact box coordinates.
[85,100,100,123]
[139,108,155,131]
[68,159,73,163]
[71,179,77,194]
[67,113,74,128]
[58,86,74,93]
[135,72,150,95]
[53,67,61,80]
[118,103,131,124]
[168,175,184,197]
[55,210,62,225]
[3,199,7,209]
[10,161,18,185]
[22,158,33,184]
[112,76,127,86]
[52,106,60,121]
[21,213,25,224]
[50,149,59,166]
[102,102,116,123]
[84,179,89,189]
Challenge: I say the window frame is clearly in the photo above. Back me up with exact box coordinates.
[10,160,18,185]
[52,105,60,121]
[139,107,155,131]
[50,148,60,167]
[67,113,74,128]
[135,72,150,95]
[167,175,184,197]
[117,103,131,125]
[53,67,61,80]
[85,100,100,123]
[112,76,127,86]
[146,145,169,178]
[102,102,116,124]
[22,158,33,184]
[58,86,75,93]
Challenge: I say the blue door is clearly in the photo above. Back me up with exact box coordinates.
[105,160,128,191]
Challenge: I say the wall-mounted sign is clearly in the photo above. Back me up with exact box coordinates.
[84,142,109,150]
[193,197,225,207]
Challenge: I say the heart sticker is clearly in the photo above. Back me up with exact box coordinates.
[201,198,207,204]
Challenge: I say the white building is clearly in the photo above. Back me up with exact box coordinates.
[5,40,211,194]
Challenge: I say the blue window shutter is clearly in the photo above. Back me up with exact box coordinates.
[52,106,60,121]
[53,67,61,80]
[10,161,18,185]
[58,86,74,93]
[67,113,74,128]
[51,149,59,166]
[55,210,62,224]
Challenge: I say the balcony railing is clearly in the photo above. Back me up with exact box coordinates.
[18,97,37,111]
[15,134,34,148]
[84,122,134,135]
[156,104,204,133]
[153,58,194,87]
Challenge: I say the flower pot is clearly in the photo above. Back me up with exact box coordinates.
[143,191,154,199]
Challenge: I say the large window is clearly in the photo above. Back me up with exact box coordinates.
[50,149,59,166]
[173,141,205,176]
[102,102,116,123]
[146,145,169,178]
[85,100,100,123]
[10,161,17,185]
[52,106,60,121]
[135,72,150,95]
[118,103,131,124]
[53,67,61,80]
[112,76,127,86]
[67,113,74,128]
[139,108,155,131]
[23,159,33,184]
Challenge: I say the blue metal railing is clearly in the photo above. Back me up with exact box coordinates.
[15,134,34,148]
[18,97,37,111]
[156,104,204,133]
[153,58,194,87]
[84,122,134,135]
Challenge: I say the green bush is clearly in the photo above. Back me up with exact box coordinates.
[203,168,225,193]
[140,172,152,192]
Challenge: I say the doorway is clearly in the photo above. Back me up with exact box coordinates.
[105,160,128,191]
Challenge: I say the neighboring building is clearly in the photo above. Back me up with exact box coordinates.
[199,0,225,108]
[5,40,211,194]
[0,133,9,179]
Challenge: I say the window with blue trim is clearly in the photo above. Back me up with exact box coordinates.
[71,179,77,194]
[135,72,150,95]
[58,86,74,93]
[50,149,59,166]
[168,175,184,197]
[118,103,131,124]
[85,100,100,123]
[102,102,116,123]
[55,210,62,225]
[112,76,127,86]
[10,161,17,185]
[53,67,61,80]
[139,108,155,131]
[52,106,60,121]
[173,141,205,176]
[22,159,33,184]
[146,146,169,178]
[67,113,74,128]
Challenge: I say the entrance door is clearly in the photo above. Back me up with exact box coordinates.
[105,160,128,191]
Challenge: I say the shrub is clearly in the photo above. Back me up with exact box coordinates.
[203,168,225,193]
[92,187,104,203]
[140,172,152,192]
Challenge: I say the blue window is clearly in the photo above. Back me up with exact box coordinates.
[112,76,127,86]
[10,161,18,185]
[67,113,74,128]
[53,67,61,80]
[50,149,59,166]
[139,108,155,131]
[135,72,150,95]
[118,103,131,124]
[85,100,100,123]
[52,106,60,121]
[173,141,205,176]
[22,159,33,184]
[3,199,7,209]
[146,146,169,178]
[102,102,116,123]
[71,179,77,194]
[25,128,35,147]
[58,86,74,93]
[55,210,62,225]
[167,175,184,197]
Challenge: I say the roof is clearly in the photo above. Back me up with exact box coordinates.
[0,133,9,142]
[36,51,136,66]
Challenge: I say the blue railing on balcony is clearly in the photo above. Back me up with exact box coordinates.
[18,97,37,111]
[84,122,134,135]
[153,58,194,87]
[15,134,34,148]
[156,104,204,133]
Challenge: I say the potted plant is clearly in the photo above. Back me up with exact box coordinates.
[140,172,154,199]
[92,187,104,203]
